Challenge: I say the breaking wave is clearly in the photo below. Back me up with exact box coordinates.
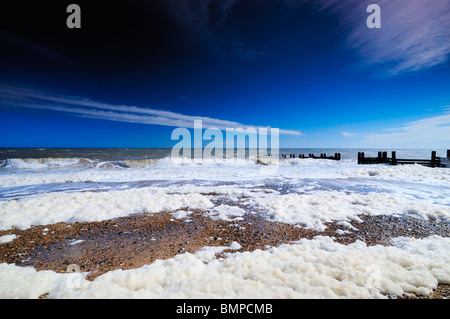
[0,158,161,169]
[0,156,282,170]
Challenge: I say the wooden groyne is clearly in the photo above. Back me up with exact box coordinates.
[281,153,341,161]
[279,150,449,167]
[358,150,449,168]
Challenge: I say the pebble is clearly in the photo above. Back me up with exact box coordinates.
[66,264,80,273]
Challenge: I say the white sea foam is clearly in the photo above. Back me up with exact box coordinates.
[0,157,449,230]
[2,158,84,169]
[1,156,449,189]
[0,234,18,244]
[345,164,450,186]
[256,192,450,231]
[0,153,449,298]
[207,205,246,221]
[0,188,213,230]
[1,235,448,299]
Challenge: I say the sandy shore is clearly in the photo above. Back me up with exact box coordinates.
[0,209,449,299]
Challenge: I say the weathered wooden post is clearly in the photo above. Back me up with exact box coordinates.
[391,151,397,165]
[431,151,436,168]
[445,150,450,168]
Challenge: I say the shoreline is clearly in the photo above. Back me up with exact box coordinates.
[1,210,449,299]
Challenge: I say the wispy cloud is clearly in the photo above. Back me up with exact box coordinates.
[128,0,450,73]
[0,31,74,65]
[363,106,450,148]
[311,0,450,75]
[0,86,302,136]
[341,131,357,137]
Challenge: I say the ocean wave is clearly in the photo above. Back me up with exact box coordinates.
[1,158,87,169]
[0,155,354,170]
[0,158,163,170]
[0,156,275,170]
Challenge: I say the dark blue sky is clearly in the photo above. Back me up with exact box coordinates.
[1,0,449,148]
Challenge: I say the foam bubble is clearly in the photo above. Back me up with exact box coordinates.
[257,192,450,231]
[0,188,213,230]
[1,236,448,298]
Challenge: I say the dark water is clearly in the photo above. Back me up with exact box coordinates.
[0,147,447,162]
[0,148,172,161]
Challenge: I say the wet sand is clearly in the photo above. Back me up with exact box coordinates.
[0,210,449,299]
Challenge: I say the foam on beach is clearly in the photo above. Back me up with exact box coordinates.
[0,188,213,230]
[1,183,448,231]
[257,192,450,231]
[1,235,449,299]
[0,152,449,298]
[0,157,449,231]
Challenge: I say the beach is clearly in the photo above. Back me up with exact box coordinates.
[0,148,449,298]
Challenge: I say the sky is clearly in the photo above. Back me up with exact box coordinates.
[0,0,449,148]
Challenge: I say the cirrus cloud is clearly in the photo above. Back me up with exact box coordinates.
[362,106,450,148]
[312,0,450,75]
[0,86,302,136]
[159,0,450,75]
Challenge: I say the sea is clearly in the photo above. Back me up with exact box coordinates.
[0,147,449,298]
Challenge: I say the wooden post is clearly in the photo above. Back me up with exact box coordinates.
[431,151,436,168]
[447,150,450,159]
[358,152,364,164]
[391,151,396,165]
